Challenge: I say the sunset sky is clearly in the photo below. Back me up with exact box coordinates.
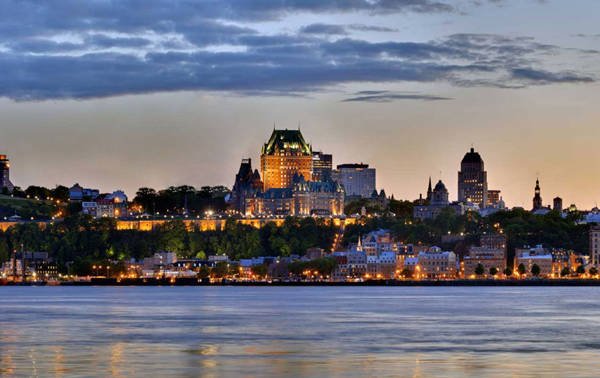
[1,0,598,208]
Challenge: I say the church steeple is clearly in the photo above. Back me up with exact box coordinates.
[533,178,543,210]
[426,177,433,202]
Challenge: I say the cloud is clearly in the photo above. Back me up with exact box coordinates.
[0,1,596,101]
[300,23,398,35]
[342,91,452,102]
[510,68,595,84]
[300,24,348,35]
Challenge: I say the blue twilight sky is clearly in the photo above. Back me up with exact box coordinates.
[0,0,599,208]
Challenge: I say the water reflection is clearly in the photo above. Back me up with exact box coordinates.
[2,287,600,376]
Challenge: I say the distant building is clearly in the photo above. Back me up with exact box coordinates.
[95,191,128,218]
[417,247,457,279]
[230,158,263,213]
[69,183,100,202]
[1,251,58,280]
[312,151,332,182]
[553,197,563,212]
[514,245,553,276]
[245,174,344,217]
[464,247,506,278]
[591,226,600,267]
[480,234,507,250]
[531,179,551,214]
[333,163,376,198]
[0,154,14,192]
[458,148,488,207]
[487,190,501,207]
[414,180,461,220]
[261,129,312,191]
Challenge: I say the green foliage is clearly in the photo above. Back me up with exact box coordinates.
[133,185,230,215]
[489,267,498,276]
[503,267,512,277]
[475,263,485,276]
[560,267,570,277]
[251,264,268,278]
[401,268,413,279]
[287,257,338,278]
[518,263,526,275]
[576,265,586,275]
[590,267,598,276]
[0,196,59,220]
[531,264,541,276]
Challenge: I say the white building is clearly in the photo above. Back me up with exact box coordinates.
[333,163,376,198]
[416,247,457,279]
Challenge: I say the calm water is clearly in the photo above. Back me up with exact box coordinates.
[1,287,600,377]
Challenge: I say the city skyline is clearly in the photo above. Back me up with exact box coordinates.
[0,0,599,208]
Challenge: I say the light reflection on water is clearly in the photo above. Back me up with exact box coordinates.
[1,286,600,376]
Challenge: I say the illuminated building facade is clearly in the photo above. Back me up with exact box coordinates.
[245,174,345,217]
[333,163,375,198]
[464,247,506,277]
[261,129,312,191]
[0,154,14,192]
[312,151,332,182]
[458,148,488,207]
[487,190,501,206]
[591,226,600,267]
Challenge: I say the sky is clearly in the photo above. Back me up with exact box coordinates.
[0,0,599,208]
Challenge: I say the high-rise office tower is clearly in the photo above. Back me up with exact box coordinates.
[312,151,332,182]
[458,148,488,207]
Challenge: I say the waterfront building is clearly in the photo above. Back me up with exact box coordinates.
[514,245,553,277]
[330,249,367,281]
[590,226,600,267]
[0,154,14,192]
[1,252,57,280]
[458,148,488,207]
[416,247,457,279]
[366,251,396,279]
[312,151,332,182]
[333,163,375,198]
[463,247,506,278]
[230,158,263,213]
[261,129,312,191]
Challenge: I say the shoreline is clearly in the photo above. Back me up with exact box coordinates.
[5,278,600,286]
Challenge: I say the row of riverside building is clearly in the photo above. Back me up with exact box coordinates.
[325,230,589,281]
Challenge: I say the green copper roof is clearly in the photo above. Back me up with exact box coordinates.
[261,129,311,155]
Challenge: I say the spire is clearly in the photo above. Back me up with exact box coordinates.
[357,234,362,250]
[426,177,433,201]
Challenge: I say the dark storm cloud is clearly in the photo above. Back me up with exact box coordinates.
[342,91,452,102]
[0,0,595,100]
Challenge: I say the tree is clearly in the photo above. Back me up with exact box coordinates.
[518,263,526,275]
[251,264,268,279]
[489,267,498,276]
[475,263,485,276]
[401,268,413,279]
[560,267,570,277]
[197,265,211,279]
[576,265,586,275]
[531,264,540,276]
[503,267,512,277]
[212,261,228,278]
[590,267,598,276]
